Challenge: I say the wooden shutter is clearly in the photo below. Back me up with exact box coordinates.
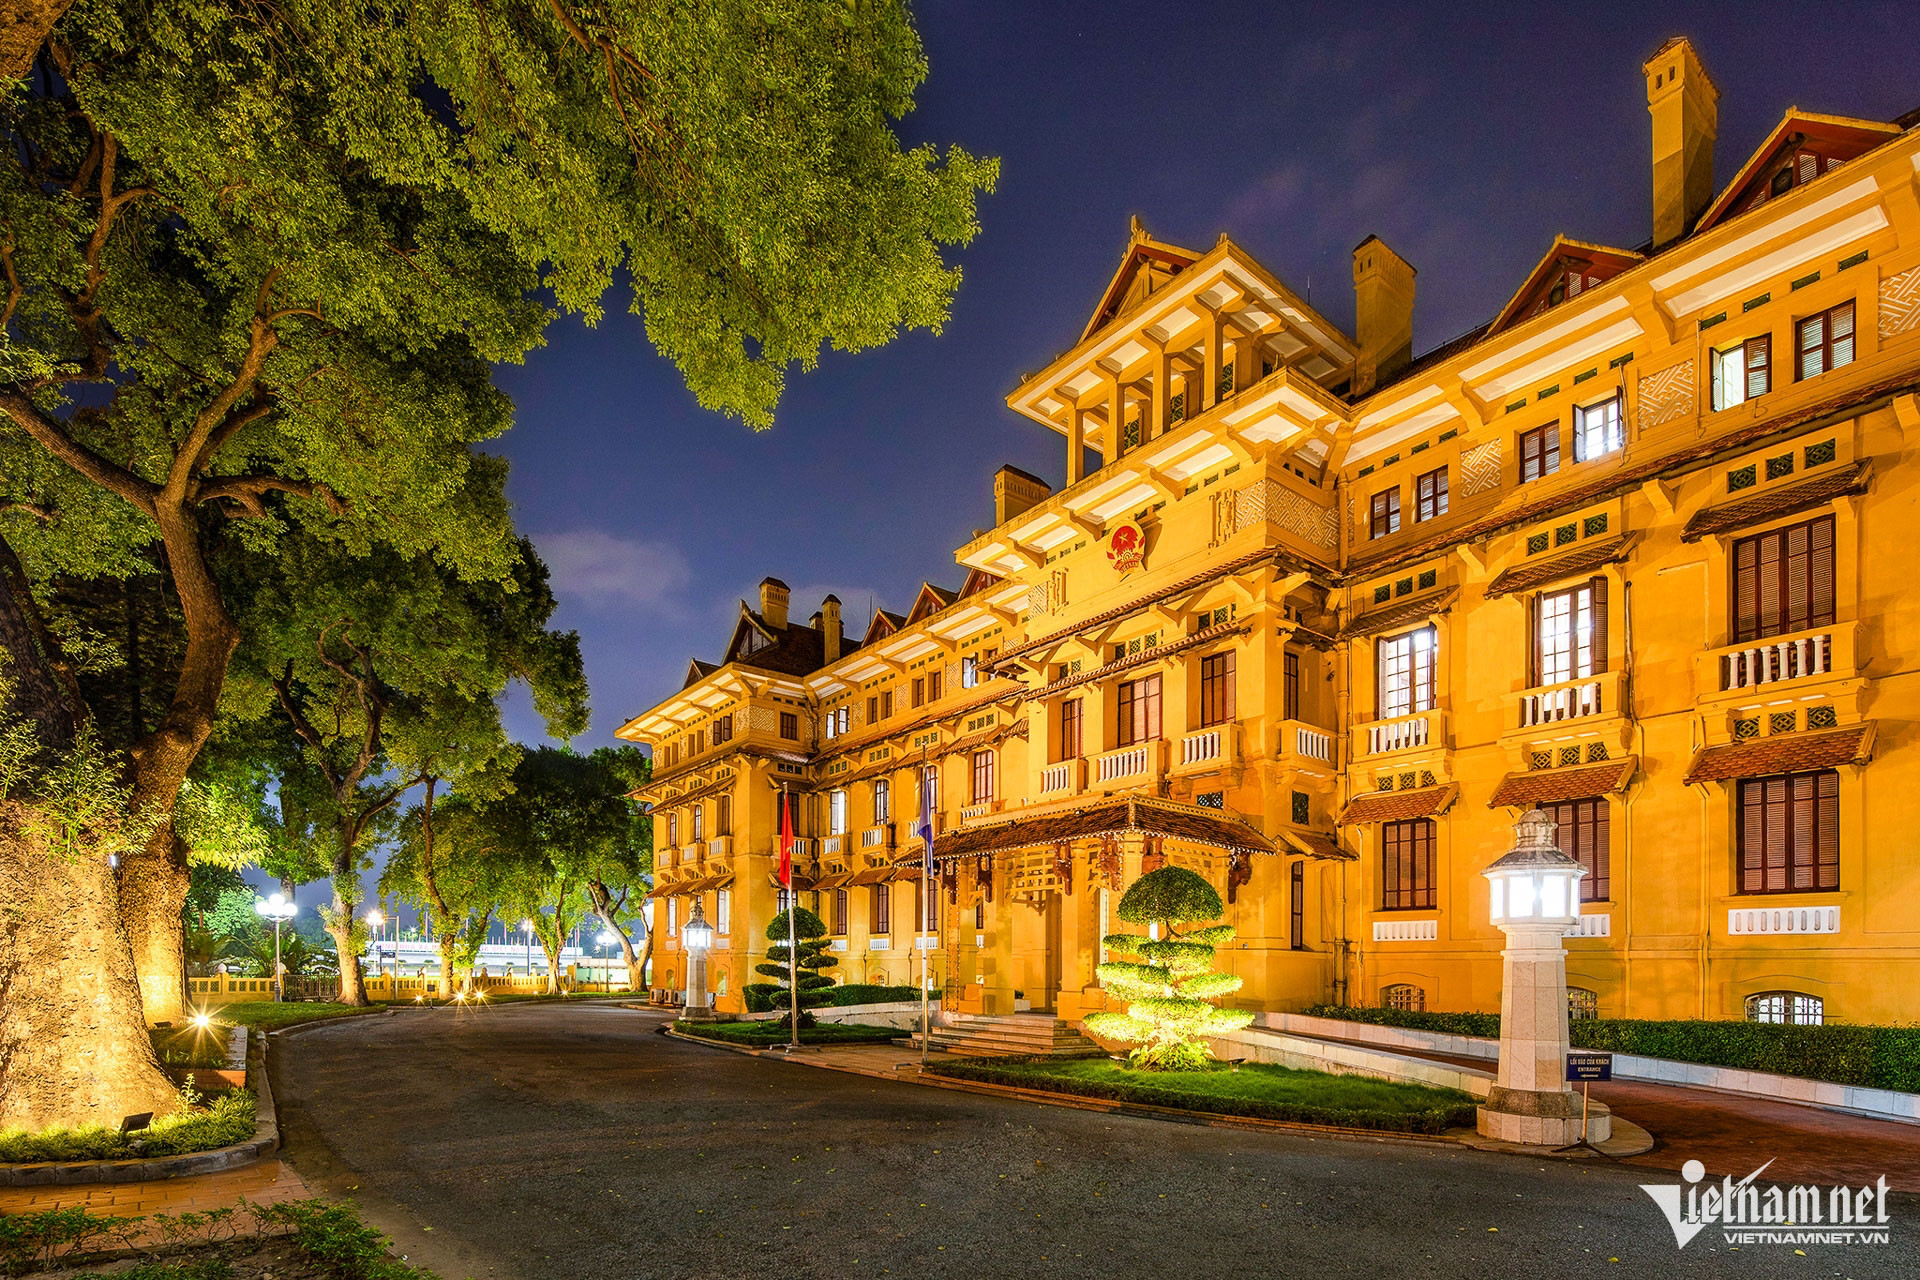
[1733,534,1759,642]
[1745,335,1770,399]
[1590,577,1609,675]
[1520,429,1540,482]
[1798,313,1824,380]
[1809,515,1835,628]
[1222,651,1236,721]
[1289,861,1304,949]
[1526,593,1542,688]
[1829,301,1855,368]
[1815,771,1840,890]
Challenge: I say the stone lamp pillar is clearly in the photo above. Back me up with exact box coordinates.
[681,899,718,1021]
[1477,807,1609,1146]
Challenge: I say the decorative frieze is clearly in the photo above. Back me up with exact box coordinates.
[1459,439,1501,497]
[1637,359,1695,430]
[1880,263,1920,340]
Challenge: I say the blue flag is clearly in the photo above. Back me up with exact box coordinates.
[914,764,935,858]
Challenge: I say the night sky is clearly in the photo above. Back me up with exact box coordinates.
[489,2,1919,760]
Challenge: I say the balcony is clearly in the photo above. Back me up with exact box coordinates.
[1174,725,1240,774]
[1702,622,1857,698]
[706,836,731,859]
[1092,739,1169,788]
[1357,709,1445,759]
[1039,758,1086,797]
[959,799,1004,824]
[787,837,816,858]
[1515,670,1622,730]
[822,834,846,856]
[860,823,894,850]
[1276,719,1335,769]
[1728,904,1840,935]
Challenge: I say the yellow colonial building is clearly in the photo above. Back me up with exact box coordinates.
[622,38,1920,1030]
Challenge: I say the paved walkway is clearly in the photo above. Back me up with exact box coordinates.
[0,1156,315,1226]
[1296,1031,1920,1189]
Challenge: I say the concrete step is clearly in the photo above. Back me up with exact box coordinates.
[908,1013,1105,1058]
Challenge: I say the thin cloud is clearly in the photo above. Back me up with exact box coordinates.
[535,530,692,612]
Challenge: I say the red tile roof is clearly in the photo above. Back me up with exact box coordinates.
[1680,460,1872,542]
[1279,829,1355,861]
[1484,534,1637,599]
[1488,757,1638,808]
[1338,783,1459,826]
[931,795,1275,862]
[1334,588,1457,641]
[1683,724,1876,786]
[1029,622,1250,698]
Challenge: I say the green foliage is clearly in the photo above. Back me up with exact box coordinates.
[211,1003,386,1030]
[1302,1004,1502,1038]
[0,1205,139,1276]
[1114,866,1224,927]
[172,776,274,871]
[743,981,925,1013]
[0,1091,255,1164]
[674,1019,899,1047]
[746,907,837,1027]
[1086,867,1252,1069]
[922,1058,1478,1135]
[221,920,336,978]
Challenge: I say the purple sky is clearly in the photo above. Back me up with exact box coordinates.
[489,3,1920,757]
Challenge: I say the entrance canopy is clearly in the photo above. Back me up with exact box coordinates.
[929,795,1276,864]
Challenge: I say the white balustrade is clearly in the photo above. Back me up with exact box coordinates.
[1721,633,1831,691]
[1181,728,1225,767]
[1519,678,1605,728]
[706,837,730,858]
[1293,726,1333,763]
[1728,905,1840,935]
[860,825,889,849]
[1568,913,1611,938]
[1366,713,1429,756]
[1040,760,1078,794]
[822,834,844,855]
[1372,918,1438,942]
[1095,744,1151,783]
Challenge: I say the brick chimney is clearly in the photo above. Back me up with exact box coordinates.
[994,465,1051,526]
[821,595,843,663]
[758,576,789,629]
[1351,236,1416,397]
[1646,37,1719,250]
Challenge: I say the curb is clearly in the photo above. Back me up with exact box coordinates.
[0,1031,278,1187]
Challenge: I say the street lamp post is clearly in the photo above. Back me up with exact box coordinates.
[681,900,716,1021]
[597,930,618,989]
[521,918,535,989]
[254,892,297,1002]
[365,909,386,1000]
[1477,807,1612,1146]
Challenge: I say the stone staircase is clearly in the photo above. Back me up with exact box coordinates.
[906,1012,1105,1058]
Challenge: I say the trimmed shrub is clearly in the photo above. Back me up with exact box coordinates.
[744,908,836,1028]
[0,1090,256,1164]
[1302,1004,1920,1093]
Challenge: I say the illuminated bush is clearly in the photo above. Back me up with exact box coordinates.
[1084,866,1253,1069]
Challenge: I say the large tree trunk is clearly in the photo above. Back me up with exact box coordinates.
[437,933,457,998]
[0,808,179,1131]
[327,891,367,1006]
[541,935,561,994]
[121,505,242,1024]
[0,0,75,82]
[586,881,643,992]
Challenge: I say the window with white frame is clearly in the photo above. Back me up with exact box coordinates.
[1711,334,1771,411]
[716,889,730,935]
[961,656,978,688]
[829,789,848,835]
[873,778,890,824]
[1572,393,1623,462]
[1746,992,1823,1025]
[1376,627,1436,718]
[1531,579,1606,687]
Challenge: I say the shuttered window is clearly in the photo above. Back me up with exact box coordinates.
[691,804,704,841]
[1058,698,1083,761]
[1370,488,1401,539]
[1198,651,1236,727]
[1542,797,1610,901]
[1519,424,1560,483]
[833,889,849,935]
[872,779,889,824]
[871,884,890,935]
[1415,467,1448,522]
[970,750,995,805]
[1711,335,1771,410]
[1289,860,1305,949]
[1529,578,1607,687]
[1377,628,1436,718]
[1283,650,1300,720]
[911,677,925,708]
[1116,675,1163,746]
[717,795,732,837]
[779,712,798,740]
[1739,770,1840,894]
[1730,515,1835,643]
[1380,819,1436,910]
[1796,301,1855,380]
[928,670,943,701]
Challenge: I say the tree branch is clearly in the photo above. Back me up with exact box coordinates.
[197,473,341,519]
[0,389,157,515]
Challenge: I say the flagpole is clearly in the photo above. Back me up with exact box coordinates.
[919,749,932,1068]
[783,784,800,1051]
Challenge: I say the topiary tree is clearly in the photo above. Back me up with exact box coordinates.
[1085,866,1254,1070]
[747,908,837,1029]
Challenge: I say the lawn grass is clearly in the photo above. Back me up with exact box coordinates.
[210,1001,393,1030]
[675,1019,901,1047]
[924,1056,1477,1135]
[150,1022,233,1070]
[0,1091,258,1164]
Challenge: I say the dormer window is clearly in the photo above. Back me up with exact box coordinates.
[1741,147,1843,215]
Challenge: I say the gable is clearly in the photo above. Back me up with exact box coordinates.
[904,582,957,627]
[723,610,777,664]
[1081,220,1202,341]
[959,567,1003,599]
[862,609,904,646]
[1693,111,1903,235]
[1487,238,1643,336]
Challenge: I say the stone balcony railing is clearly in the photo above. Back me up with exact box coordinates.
[1516,670,1622,729]
[1092,739,1168,787]
[1277,719,1335,768]
[1701,622,1856,697]
[1175,725,1237,772]
[1357,709,1445,759]
[707,836,731,859]
[822,834,846,856]
[861,823,894,850]
[1039,757,1086,796]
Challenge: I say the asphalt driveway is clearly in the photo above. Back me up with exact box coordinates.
[269,1003,1918,1280]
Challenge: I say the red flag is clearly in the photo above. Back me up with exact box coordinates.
[777,789,793,888]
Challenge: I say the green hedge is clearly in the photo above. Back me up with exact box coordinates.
[745,982,924,1013]
[674,1020,900,1047]
[924,1057,1475,1135]
[0,1091,257,1164]
[1302,1005,1920,1093]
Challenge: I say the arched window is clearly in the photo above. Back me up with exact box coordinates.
[1568,987,1599,1021]
[1747,991,1823,1025]
[1381,983,1425,1013]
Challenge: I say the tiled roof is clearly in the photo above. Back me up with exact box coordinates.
[1279,828,1355,861]
[1683,724,1875,786]
[828,718,1030,787]
[1344,376,1920,580]
[1484,533,1637,599]
[1334,588,1457,641]
[931,795,1275,863]
[1030,623,1250,697]
[820,686,1024,771]
[1338,783,1459,826]
[1680,460,1872,542]
[1489,757,1638,808]
[992,546,1302,668]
